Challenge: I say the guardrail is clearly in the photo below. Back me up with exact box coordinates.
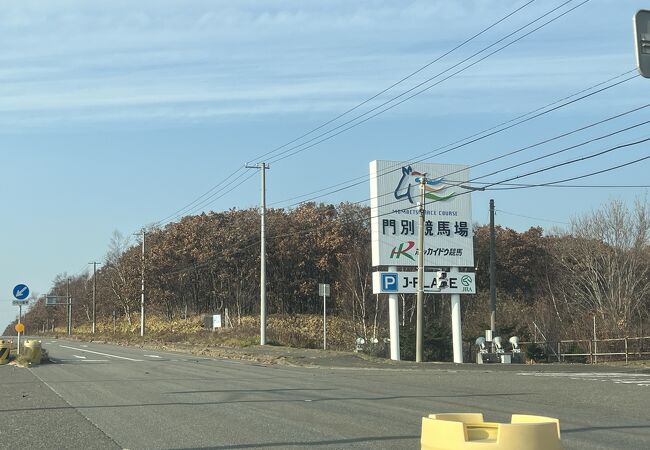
[520,336,650,364]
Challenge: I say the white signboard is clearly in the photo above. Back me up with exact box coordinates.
[318,283,330,297]
[212,314,222,329]
[372,271,476,294]
[369,160,474,267]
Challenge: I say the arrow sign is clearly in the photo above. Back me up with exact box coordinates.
[13,284,30,301]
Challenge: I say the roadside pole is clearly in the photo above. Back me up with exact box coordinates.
[322,290,327,350]
[489,199,497,342]
[90,261,99,334]
[388,266,400,361]
[415,177,426,363]
[450,267,463,363]
[67,279,72,336]
[141,231,145,337]
[17,304,22,355]
[246,162,269,345]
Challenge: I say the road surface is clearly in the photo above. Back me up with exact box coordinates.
[1,338,649,449]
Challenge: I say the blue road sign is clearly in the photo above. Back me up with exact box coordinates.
[13,284,30,301]
[381,273,399,292]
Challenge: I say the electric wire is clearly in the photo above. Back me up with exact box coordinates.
[270,71,638,208]
[155,138,649,279]
[245,0,537,165]
[284,102,649,209]
[266,0,590,165]
[153,0,539,229]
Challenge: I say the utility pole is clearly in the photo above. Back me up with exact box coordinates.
[89,261,100,334]
[139,231,146,337]
[416,176,426,363]
[489,199,497,338]
[67,278,72,336]
[245,162,269,345]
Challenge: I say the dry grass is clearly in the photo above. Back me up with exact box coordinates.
[51,314,366,352]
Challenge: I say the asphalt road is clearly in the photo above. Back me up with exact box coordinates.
[1,339,649,449]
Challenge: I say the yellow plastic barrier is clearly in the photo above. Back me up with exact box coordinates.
[23,340,42,365]
[421,413,563,450]
[0,340,9,365]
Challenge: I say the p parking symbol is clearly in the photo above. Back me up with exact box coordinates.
[381,273,399,292]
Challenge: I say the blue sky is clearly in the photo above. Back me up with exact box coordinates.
[1,0,648,331]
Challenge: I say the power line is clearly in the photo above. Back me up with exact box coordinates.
[152,1,538,230]
[153,166,251,227]
[270,71,638,208]
[267,0,590,165]
[246,0,537,165]
[496,209,569,225]
[284,103,649,210]
[154,150,650,280]
[486,155,650,190]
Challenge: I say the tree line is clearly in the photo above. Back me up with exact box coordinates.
[8,198,649,349]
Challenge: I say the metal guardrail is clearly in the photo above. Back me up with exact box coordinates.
[521,336,650,364]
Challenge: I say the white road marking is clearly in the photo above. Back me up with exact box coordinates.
[518,372,650,387]
[73,355,87,359]
[144,355,161,358]
[59,345,143,361]
[81,345,88,348]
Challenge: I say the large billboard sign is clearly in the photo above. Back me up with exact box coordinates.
[369,160,474,268]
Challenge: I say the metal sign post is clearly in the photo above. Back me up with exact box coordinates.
[318,284,330,350]
[13,284,30,356]
[18,304,22,355]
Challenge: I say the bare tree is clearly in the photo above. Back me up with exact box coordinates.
[552,197,650,335]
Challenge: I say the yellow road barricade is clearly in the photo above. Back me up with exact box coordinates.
[421,413,563,450]
[0,340,9,365]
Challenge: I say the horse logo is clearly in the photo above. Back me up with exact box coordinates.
[393,165,454,204]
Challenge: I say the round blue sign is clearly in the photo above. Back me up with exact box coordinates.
[13,284,30,300]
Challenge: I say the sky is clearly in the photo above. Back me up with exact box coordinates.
[1,0,648,331]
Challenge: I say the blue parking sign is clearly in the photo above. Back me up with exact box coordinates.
[381,272,399,292]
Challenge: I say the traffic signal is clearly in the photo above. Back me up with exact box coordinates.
[435,270,448,289]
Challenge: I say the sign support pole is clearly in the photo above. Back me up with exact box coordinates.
[67,279,72,336]
[17,304,22,356]
[322,291,327,350]
[416,177,426,363]
[388,266,400,361]
[450,266,463,363]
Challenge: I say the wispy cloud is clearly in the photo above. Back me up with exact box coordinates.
[0,1,639,130]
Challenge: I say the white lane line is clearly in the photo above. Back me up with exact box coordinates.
[73,355,87,359]
[59,345,143,361]
[144,355,161,358]
[81,345,88,348]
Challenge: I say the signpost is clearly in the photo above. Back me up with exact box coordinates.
[45,295,72,335]
[13,284,30,355]
[369,160,475,363]
[319,284,330,350]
